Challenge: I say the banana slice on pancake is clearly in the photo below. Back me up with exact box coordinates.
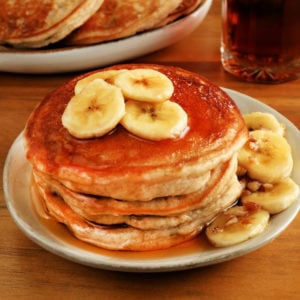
[243,112,285,136]
[238,130,293,183]
[206,204,270,247]
[121,100,188,141]
[74,70,128,95]
[113,69,174,102]
[242,177,299,214]
[64,68,186,140]
[62,78,125,139]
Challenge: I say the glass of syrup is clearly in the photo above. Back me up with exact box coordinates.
[221,0,300,83]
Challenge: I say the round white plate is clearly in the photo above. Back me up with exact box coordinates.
[0,0,212,74]
[3,88,300,272]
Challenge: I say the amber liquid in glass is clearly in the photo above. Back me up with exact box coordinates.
[221,0,300,83]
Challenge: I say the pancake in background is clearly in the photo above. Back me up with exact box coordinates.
[156,0,204,27]
[0,0,104,48]
[63,0,182,45]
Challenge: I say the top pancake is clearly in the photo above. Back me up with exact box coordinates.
[24,64,248,200]
[0,0,104,48]
[63,0,182,45]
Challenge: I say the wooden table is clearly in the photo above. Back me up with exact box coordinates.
[1,1,299,299]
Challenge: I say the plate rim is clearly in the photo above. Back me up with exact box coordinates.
[3,88,300,272]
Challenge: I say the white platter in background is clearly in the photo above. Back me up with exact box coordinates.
[0,0,212,74]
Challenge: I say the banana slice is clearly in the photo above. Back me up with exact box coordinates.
[242,177,299,214]
[238,130,293,183]
[121,100,188,141]
[243,112,285,136]
[74,69,127,95]
[206,204,270,247]
[62,79,125,139]
[113,69,174,102]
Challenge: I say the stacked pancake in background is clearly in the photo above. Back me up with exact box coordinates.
[0,0,105,48]
[24,64,249,251]
[0,0,203,49]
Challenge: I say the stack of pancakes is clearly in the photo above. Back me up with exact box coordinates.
[0,0,203,48]
[25,64,248,251]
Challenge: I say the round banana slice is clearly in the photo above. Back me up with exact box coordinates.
[113,69,174,102]
[121,100,188,141]
[238,130,293,183]
[206,204,270,247]
[74,69,128,95]
[62,79,125,139]
[242,177,299,214]
[243,112,285,136]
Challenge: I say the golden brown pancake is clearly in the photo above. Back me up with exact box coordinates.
[33,174,241,251]
[25,64,248,201]
[63,0,182,45]
[0,0,104,48]
[43,169,212,202]
[35,173,241,230]
[155,0,204,27]
[25,63,248,251]
[33,156,238,217]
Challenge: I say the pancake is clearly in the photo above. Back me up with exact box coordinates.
[35,175,241,231]
[36,168,212,202]
[33,156,238,217]
[155,0,204,28]
[25,63,248,251]
[0,0,104,48]
[37,186,204,251]
[34,160,241,231]
[63,0,182,45]
[25,64,248,201]
[33,174,241,250]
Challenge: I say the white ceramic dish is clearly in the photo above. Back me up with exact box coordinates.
[0,0,212,74]
[3,88,300,272]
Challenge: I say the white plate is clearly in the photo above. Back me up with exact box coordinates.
[0,0,212,74]
[3,88,300,272]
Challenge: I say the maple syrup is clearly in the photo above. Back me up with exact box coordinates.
[222,0,300,83]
